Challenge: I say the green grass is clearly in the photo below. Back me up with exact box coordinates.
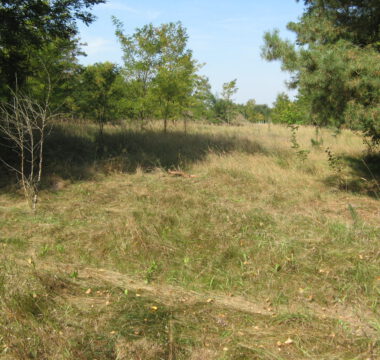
[0,122,379,359]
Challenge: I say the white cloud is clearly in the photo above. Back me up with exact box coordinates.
[218,17,250,24]
[98,1,161,20]
[81,37,115,56]
[216,17,252,32]
[145,10,162,21]
[99,1,138,14]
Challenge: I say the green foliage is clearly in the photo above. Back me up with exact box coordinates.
[154,23,198,132]
[74,62,126,131]
[221,79,238,124]
[325,147,344,175]
[271,93,307,124]
[145,260,159,284]
[113,19,161,128]
[262,0,380,144]
[237,100,271,123]
[26,37,84,111]
[289,124,300,149]
[222,79,238,102]
[190,75,215,120]
[208,80,239,124]
[288,124,310,161]
[210,96,229,124]
[0,0,105,97]
[114,19,198,131]
[239,99,256,122]
[299,0,380,48]
[253,103,272,123]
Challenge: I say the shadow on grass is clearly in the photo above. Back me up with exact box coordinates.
[336,154,380,199]
[0,123,269,189]
[325,154,380,200]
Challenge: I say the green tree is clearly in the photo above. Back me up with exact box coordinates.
[190,75,215,121]
[113,19,161,129]
[262,0,380,143]
[209,80,239,124]
[154,22,197,132]
[0,0,105,98]
[221,79,238,124]
[114,20,198,132]
[254,104,272,123]
[239,101,272,123]
[240,99,256,122]
[75,62,126,141]
[299,0,380,48]
[26,37,84,112]
[271,93,304,124]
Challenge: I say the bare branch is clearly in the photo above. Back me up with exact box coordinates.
[0,90,53,211]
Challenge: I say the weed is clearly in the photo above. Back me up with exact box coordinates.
[39,244,50,257]
[325,147,344,174]
[348,203,361,226]
[288,124,310,161]
[55,244,65,253]
[288,124,300,149]
[311,137,323,147]
[296,149,310,162]
[273,263,282,273]
[145,260,159,284]
[69,270,79,279]
[0,237,27,249]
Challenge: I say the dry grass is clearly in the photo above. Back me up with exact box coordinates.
[0,123,379,359]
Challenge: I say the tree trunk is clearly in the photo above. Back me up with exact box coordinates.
[97,120,105,157]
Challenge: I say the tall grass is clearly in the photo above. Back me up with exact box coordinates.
[0,122,379,359]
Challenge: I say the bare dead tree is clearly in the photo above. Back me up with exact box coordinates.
[0,92,52,211]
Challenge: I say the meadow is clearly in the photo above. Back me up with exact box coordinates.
[0,122,379,359]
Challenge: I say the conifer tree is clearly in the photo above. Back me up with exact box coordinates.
[262,0,380,143]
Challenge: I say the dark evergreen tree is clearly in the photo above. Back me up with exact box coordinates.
[262,0,380,143]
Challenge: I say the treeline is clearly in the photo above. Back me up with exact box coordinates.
[0,1,379,134]
[0,1,270,132]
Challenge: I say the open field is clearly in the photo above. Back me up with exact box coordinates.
[0,123,379,359]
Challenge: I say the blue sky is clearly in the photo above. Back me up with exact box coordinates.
[77,0,305,105]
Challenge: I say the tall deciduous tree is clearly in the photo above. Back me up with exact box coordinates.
[221,79,238,124]
[114,19,198,132]
[191,75,215,121]
[75,62,126,137]
[154,22,197,133]
[210,79,239,124]
[113,19,161,129]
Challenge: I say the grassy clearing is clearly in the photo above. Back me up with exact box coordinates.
[0,123,379,359]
